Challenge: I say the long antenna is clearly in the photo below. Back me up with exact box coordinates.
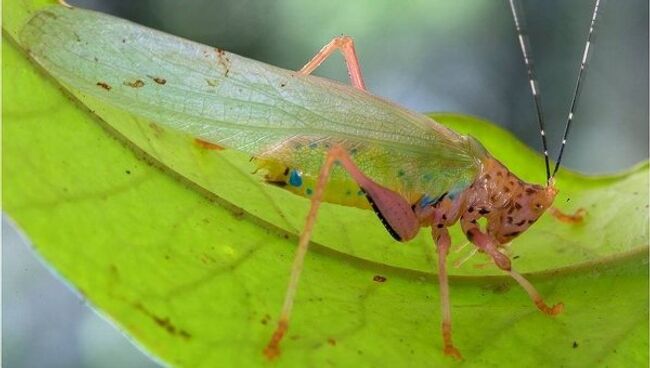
[508,0,551,182]
[552,0,603,177]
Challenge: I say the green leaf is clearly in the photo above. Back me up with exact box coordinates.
[4,2,648,367]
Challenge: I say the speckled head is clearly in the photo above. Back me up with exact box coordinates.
[472,157,559,245]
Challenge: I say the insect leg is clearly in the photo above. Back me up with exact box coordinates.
[263,147,339,360]
[548,207,587,224]
[297,36,367,90]
[460,219,563,315]
[432,227,463,360]
[508,270,564,315]
[264,146,419,359]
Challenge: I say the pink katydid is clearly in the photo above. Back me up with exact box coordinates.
[19,0,602,360]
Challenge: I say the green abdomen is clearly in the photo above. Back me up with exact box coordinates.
[257,159,372,209]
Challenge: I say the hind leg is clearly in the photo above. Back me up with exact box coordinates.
[264,146,419,359]
[297,36,367,90]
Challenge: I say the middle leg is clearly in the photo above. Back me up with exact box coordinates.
[432,227,463,360]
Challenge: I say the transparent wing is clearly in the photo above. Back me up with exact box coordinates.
[21,6,486,200]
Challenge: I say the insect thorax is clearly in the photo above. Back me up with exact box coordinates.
[422,157,557,245]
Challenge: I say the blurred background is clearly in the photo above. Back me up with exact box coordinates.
[4,0,647,366]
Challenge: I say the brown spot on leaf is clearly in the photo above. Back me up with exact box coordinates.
[194,138,224,151]
[96,81,111,90]
[133,302,192,340]
[327,338,337,346]
[482,281,511,294]
[148,122,164,137]
[215,48,231,76]
[373,275,387,283]
[148,75,167,85]
[124,79,145,88]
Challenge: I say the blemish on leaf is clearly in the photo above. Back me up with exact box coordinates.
[373,275,387,283]
[206,79,220,87]
[215,48,231,77]
[194,138,224,151]
[124,79,145,88]
[327,338,337,346]
[148,122,164,137]
[147,75,167,85]
[572,341,579,349]
[482,281,511,294]
[96,81,111,91]
[133,302,192,340]
[125,170,131,175]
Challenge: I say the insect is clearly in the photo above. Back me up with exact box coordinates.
[20,0,602,360]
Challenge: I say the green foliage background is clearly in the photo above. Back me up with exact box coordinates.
[3,1,649,366]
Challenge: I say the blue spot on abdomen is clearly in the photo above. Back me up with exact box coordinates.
[289,169,303,187]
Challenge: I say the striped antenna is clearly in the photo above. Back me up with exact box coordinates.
[552,0,603,177]
[508,0,551,182]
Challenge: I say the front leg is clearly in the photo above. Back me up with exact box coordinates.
[460,214,511,270]
[460,215,563,315]
[549,206,586,224]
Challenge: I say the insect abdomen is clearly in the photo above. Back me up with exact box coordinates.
[257,159,371,209]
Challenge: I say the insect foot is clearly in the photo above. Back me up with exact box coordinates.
[263,320,288,360]
[536,300,565,316]
[549,207,587,224]
[444,345,463,361]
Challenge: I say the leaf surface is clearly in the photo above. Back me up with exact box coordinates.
[3,1,648,367]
